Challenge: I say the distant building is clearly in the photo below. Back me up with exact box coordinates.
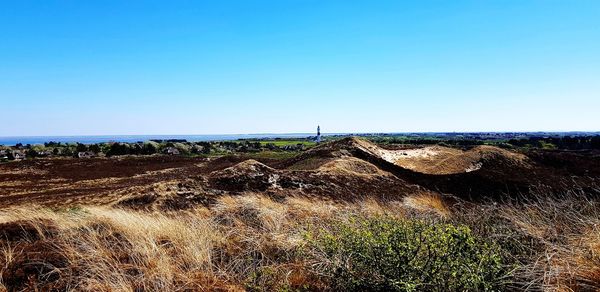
[164,147,180,155]
[316,125,321,143]
[37,150,53,157]
[77,151,96,159]
[12,151,26,160]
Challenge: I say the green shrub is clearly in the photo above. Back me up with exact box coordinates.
[310,217,507,291]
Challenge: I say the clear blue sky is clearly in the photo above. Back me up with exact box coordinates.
[1,1,598,136]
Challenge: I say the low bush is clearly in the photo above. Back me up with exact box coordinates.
[309,216,507,291]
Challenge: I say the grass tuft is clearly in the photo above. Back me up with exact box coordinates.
[0,192,598,291]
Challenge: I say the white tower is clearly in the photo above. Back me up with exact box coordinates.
[316,125,321,143]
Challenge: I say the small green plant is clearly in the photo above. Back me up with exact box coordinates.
[309,216,507,291]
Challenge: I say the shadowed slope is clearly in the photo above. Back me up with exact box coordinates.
[281,137,599,199]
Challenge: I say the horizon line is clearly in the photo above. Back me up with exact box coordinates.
[1,130,600,138]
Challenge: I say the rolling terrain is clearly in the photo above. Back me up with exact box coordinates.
[0,137,599,291]
[1,137,597,209]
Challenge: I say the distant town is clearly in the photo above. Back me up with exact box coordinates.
[1,132,599,162]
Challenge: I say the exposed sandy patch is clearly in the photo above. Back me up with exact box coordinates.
[392,146,480,174]
[353,139,479,174]
[317,157,392,177]
[349,138,529,174]
[132,167,181,178]
[216,159,276,177]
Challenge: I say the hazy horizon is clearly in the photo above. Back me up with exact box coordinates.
[2,131,599,146]
[1,1,599,136]
[2,130,599,138]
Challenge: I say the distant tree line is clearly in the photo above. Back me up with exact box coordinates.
[374,137,485,146]
[371,135,600,150]
[1,139,309,160]
[507,136,600,150]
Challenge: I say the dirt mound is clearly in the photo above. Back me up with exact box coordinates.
[285,142,385,176]
[209,160,282,192]
[204,157,418,201]
[286,157,332,170]
[301,137,531,175]
[388,146,472,174]
[472,145,529,165]
[284,138,362,165]
[115,180,221,211]
[276,137,551,198]
[389,145,530,175]
[216,159,277,176]
[317,157,392,177]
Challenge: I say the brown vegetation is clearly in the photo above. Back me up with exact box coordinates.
[0,193,599,290]
[0,137,599,290]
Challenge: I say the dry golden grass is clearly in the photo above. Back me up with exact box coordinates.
[316,157,392,177]
[475,193,600,291]
[0,206,224,291]
[402,192,450,218]
[0,196,388,291]
[0,192,598,291]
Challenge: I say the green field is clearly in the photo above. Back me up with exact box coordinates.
[244,151,299,160]
[258,140,316,147]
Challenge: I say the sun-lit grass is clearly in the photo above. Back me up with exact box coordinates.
[0,192,599,291]
[403,192,450,218]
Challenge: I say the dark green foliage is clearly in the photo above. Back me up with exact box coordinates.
[75,143,88,153]
[311,217,507,291]
[508,135,600,150]
[106,143,131,156]
[197,142,212,154]
[141,142,157,155]
[26,148,38,158]
[88,144,101,154]
[62,147,73,157]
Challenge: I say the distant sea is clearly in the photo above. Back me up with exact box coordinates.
[0,134,318,146]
